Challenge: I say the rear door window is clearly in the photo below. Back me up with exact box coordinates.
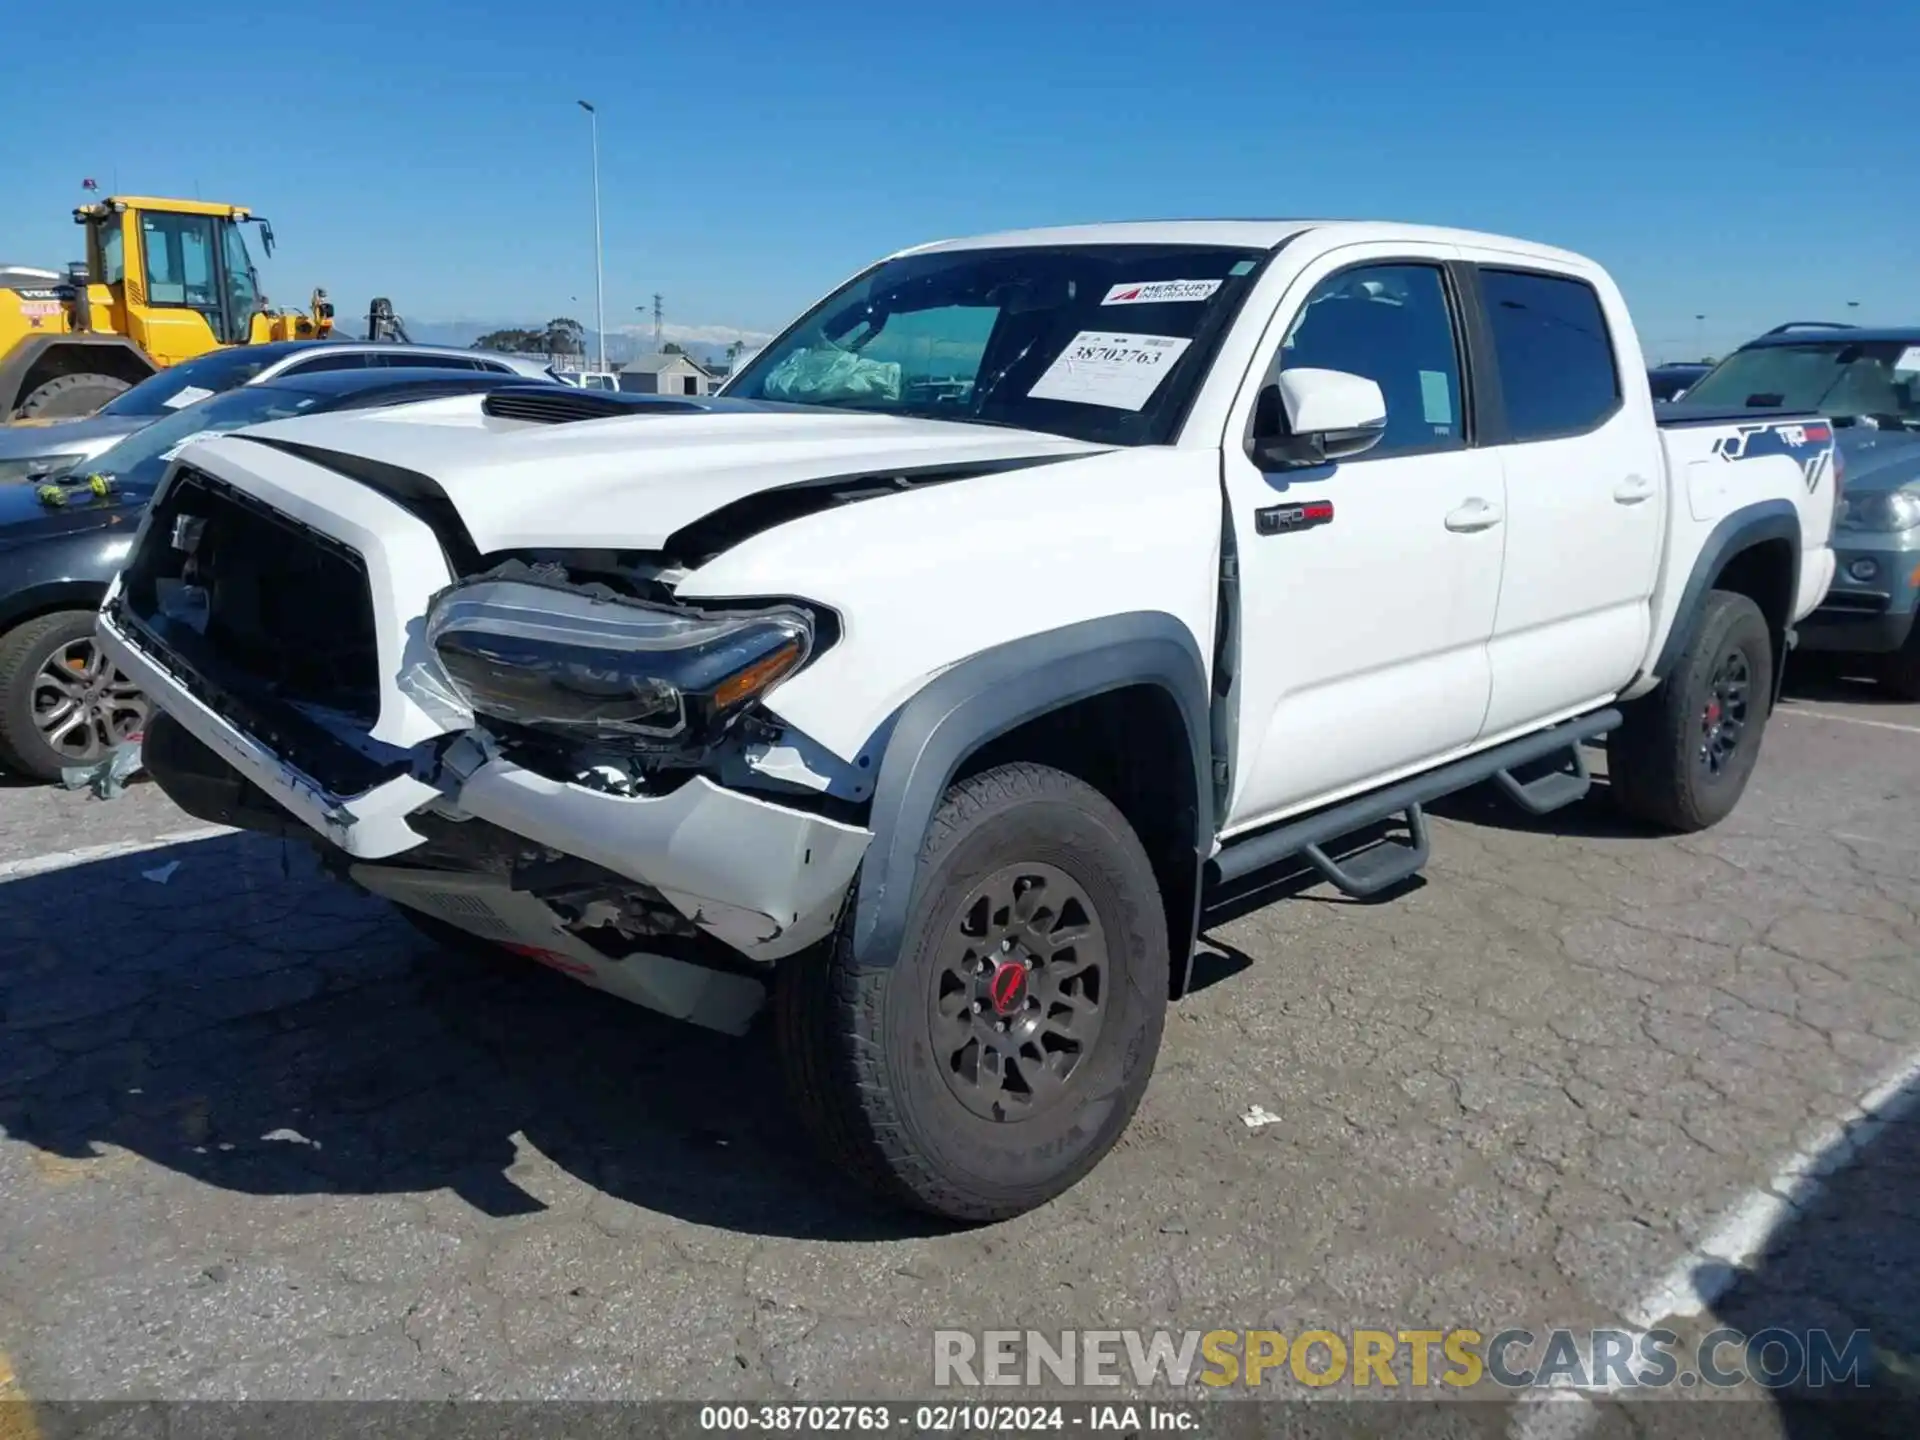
[371,353,481,370]
[1478,269,1620,440]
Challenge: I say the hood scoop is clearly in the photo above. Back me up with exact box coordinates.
[481,386,707,425]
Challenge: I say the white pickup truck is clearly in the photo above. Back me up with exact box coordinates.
[99,220,1837,1222]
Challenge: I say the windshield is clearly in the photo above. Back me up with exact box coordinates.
[99,346,302,418]
[1681,340,1920,430]
[89,383,325,492]
[724,244,1269,445]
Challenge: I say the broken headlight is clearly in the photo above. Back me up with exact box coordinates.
[425,579,812,746]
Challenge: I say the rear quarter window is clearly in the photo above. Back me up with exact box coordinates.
[1479,268,1620,440]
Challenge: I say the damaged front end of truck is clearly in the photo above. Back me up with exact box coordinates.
[96,434,887,1036]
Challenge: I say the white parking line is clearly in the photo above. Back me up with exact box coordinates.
[1509,1044,1920,1439]
[1783,706,1920,736]
[0,826,235,883]
[1627,1044,1920,1329]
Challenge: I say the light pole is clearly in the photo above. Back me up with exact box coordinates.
[578,100,607,376]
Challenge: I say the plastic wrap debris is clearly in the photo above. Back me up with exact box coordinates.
[59,738,145,799]
[759,346,901,404]
[1241,1104,1282,1130]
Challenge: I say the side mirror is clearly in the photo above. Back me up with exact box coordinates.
[1249,367,1389,470]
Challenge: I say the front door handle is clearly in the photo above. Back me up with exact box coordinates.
[1614,473,1656,505]
[1444,497,1504,533]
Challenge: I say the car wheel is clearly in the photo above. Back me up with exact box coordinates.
[776,761,1168,1222]
[13,372,130,421]
[1608,590,1773,832]
[0,611,150,782]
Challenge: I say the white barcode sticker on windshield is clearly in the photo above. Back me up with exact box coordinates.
[1895,346,1920,375]
[162,385,214,410]
[1027,332,1192,411]
[1102,280,1222,306]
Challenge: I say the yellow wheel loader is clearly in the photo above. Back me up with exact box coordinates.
[1,195,335,421]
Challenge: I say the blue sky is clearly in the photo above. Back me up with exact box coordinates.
[5,0,1913,361]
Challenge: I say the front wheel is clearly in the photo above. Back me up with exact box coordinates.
[776,762,1169,1222]
[1608,589,1774,832]
[13,372,130,420]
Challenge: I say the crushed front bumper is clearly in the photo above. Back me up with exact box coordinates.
[98,608,872,965]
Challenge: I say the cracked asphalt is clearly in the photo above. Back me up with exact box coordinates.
[0,672,1915,1425]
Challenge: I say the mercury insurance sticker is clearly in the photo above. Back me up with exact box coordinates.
[1027,332,1193,411]
[1101,280,1222,306]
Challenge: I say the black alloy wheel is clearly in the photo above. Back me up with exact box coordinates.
[930,861,1107,1124]
[1698,647,1751,777]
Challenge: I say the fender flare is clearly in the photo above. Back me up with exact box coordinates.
[1650,499,1802,691]
[848,612,1214,986]
[0,335,157,414]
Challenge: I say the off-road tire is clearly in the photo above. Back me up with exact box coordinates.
[1609,590,1773,832]
[775,762,1168,1223]
[14,372,130,421]
[1879,626,1920,702]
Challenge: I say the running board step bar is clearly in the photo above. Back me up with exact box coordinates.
[1299,804,1429,898]
[1492,742,1594,815]
[1210,709,1621,897]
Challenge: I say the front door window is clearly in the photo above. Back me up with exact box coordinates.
[219,221,262,343]
[142,213,231,339]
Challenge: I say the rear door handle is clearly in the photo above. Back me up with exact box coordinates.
[1444,497,1504,533]
[1613,474,1656,505]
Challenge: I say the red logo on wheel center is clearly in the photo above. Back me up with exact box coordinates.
[988,961,1028,1015]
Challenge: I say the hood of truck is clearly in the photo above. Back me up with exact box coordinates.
[1835,426,1920,493]
[220,400,1107,554]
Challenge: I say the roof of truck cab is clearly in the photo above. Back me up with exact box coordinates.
[895,220,1594,267]
[1740,326,1920,348]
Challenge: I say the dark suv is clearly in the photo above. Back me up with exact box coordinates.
[0,368,527,779]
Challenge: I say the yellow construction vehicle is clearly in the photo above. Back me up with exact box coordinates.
[1,195,335,420]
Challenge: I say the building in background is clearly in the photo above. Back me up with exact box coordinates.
[617,352,713,396]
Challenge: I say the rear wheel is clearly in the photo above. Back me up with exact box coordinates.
[776,762,1168,1222]
[1609,590,1773,832]
[14,372,130,421]
[0,611,149,782]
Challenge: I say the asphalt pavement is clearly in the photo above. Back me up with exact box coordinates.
[0,671,1916,1432]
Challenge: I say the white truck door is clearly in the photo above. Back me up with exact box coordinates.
[1464,261,1666,737]
[1219,247,1506,834]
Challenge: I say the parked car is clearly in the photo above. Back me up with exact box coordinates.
[1648,362,1711,402]
[0,366,534,780]
[554,369,621,391]
[1672,325,1920,696]
[104,220,1835,1219]
[0,340,556,484]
